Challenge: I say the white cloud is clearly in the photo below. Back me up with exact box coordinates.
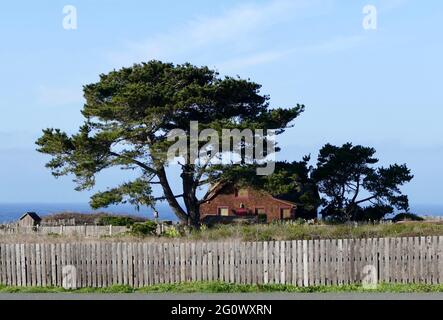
[217,35,366,72]
[106,0,366,73]
[106,0,317,67]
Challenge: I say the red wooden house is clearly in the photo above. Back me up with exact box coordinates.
[200,183,297,223]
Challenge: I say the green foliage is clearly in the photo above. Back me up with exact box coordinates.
[393,213,424,223]
[313,143,413,222]
[257,214,267,223]
[98,216,137,226]
[130,221,157,236]
[163,226,181,238]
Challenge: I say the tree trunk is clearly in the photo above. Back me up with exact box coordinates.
[182,165,201,229]
[156,166,189,223]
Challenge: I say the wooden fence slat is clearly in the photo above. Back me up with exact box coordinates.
[280,241,285,285]
[240,242,246,284]
[343,239,349,285]
[0,244,4,285]
[107,242,112,287]
[234,241,240,283]
[420,237,427,284]
[5,244,12,286]
[264,241,270,284]
[432,236,438,284]
[273,241,279,285]
[229,241,235,283]
[246,242,251,284]
[290,240,296,286]
[229,242,235,283]
[439,237,443,284]
[426,236,432,284]
[302,240,308,287]
[312,240,319,286]
[142,242,148,286]
[15,244,22,286]
[30,243,36,286]
[257,241,263,285]
[178,243,185,283]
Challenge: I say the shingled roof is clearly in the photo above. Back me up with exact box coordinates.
[19,212,42,222]
[202,182,296,206]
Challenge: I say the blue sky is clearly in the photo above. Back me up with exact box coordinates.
[0,0,442,211]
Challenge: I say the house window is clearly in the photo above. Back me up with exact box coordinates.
[236,188,249,198]
[280,208,292,220]
[255,207,266,215]
[218,207,229,216]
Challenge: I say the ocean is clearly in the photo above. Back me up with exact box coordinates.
[0,203,441,224]
[0,203,178,223]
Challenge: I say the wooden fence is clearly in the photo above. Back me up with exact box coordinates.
[0,225,129,237]
[0,237,442,288]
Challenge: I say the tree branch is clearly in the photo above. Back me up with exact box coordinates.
[355,195,377,205]
[351,179,360,203]
[153,194,184,201]
[109,151,157,175]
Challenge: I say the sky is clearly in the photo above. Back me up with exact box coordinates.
[0,0,442,212]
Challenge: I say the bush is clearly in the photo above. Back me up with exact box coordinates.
[163,226,181,238]
[392,213,424,223]
[257,214,267,223]
[130,221,157,236]
[98,216,137,226]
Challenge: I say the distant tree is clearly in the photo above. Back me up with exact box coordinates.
[36,61,304,228]
[209,156,321,219]
[312,143,413,222]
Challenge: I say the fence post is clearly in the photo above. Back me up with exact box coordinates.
[109,225,112,236]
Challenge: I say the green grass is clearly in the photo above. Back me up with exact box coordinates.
[1,282,443,293]
[184,222,443,242]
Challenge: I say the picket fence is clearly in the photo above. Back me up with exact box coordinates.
[0,237,442,288]
[0,225,129,237]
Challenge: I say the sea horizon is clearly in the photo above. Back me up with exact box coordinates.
[0,202,177,223]
[0,202,442,224]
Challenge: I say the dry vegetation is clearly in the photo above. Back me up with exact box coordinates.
[186,221,443,242]
[1,221,443,243]
[41,212,146,224]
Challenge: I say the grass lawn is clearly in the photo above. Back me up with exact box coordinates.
[186,221,443,242]
[1,282,443,293]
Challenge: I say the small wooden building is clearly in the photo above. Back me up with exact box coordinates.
[200,183,297,223]
[18,212,42,227]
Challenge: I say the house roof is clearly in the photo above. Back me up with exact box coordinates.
[202,181,226,202]
[203,182,296,207]
[19,212,42,221]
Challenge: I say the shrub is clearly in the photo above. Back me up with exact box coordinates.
[257,214,267,223]
[130,221,157,236]
[98,216,137,226]
[392,213,424,223]
[163,226,181,238]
